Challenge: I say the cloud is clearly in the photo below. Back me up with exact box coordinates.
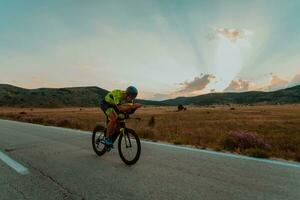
[148,93,171,101]
[140,72,300,101]
[224,79,251,92]
[179,74,215,93]
[268,75,288,91]
[143,74,216,100]
[288,74,300,87]
[250,74,299,92]
[139,91,174,101]
[212,27,253,42]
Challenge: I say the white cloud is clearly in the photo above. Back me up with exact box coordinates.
[149,93,171,101]
[288,74,300,87]
[212,27,253,42]
[268,75,288,91]
[224,79,251,92]
[179,74,215,93]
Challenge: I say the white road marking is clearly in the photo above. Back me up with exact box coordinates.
[0,150,29,175]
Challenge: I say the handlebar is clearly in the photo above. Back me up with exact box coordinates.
[117,108,140,120]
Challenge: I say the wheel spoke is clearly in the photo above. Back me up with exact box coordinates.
[121,133,138,161]
[94,131,105,151]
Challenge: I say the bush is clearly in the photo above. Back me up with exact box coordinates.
[245,148,270,158]
[177,104,187,111]
[222,131,271,151]
[30,117,44,124]
[295,152,300,162]
[178,104,184,111]
[172,138,183,145]
[56,119,72,128]
[148,116,155,128]
[73,123,82,129]
[16,115,22,120]
[138,128,155,139]
[46,119,56,125]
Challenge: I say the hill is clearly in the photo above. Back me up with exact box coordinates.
[0,84,300,107]
[160,85,300,106]
[0,84,108,107]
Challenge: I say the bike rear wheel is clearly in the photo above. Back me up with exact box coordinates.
[118,128,141,165]
[92,125,107,156]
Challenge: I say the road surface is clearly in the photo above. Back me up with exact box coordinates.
[0,119,299,200]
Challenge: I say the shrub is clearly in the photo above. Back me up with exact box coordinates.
[148,116,155,128]
[222,131,271,151]
[16,115,22,120]
[138,128,155,139]
[4,95,12,99]
[46,119,56,125]
[178,104,184,111]
[56,119,72,128]
[74,123,82,129]
[30,117,44,124]
[245,148,270,158]
[172,138,183,145]
[295,152,300,162]
[177,104,187,111]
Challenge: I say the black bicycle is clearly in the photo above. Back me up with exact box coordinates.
[92,110,141,165]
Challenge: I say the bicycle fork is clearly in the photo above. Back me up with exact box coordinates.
[120,128,132,148]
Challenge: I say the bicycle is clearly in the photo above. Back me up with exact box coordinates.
[92,109,141,165]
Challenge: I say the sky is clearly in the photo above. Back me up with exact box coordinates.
[1,0,300,100]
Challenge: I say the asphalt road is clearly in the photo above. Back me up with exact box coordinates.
[0,119,300,200]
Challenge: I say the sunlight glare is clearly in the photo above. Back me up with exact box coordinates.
[209,34,251,91]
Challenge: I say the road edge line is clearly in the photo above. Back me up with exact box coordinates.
[0,150,30,175]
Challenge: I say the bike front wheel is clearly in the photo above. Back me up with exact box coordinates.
[118,128,141,165]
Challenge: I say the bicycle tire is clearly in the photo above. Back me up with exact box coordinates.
[92,125,107,156]
[118,128,141,165]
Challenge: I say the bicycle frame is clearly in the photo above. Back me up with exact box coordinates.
[118,120,132,148]
[105,115,132,147]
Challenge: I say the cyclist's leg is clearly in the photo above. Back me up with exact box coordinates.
[100,100,118,146]
[105,108,118,139]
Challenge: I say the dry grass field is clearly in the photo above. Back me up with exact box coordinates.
[1,105,300,162]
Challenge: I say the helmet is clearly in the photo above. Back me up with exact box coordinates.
[126,86,138,99]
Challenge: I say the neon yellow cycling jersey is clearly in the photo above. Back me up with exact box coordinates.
[104,90,126,105]
[102,89,134,115]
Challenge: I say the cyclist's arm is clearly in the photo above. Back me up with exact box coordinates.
[116,103,142,113]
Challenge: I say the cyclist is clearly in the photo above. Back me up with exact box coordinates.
[100,86,142,147]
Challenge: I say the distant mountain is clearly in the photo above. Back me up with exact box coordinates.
[159,85,300,106]
[0,84,300,107]
[0,84,108,107]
